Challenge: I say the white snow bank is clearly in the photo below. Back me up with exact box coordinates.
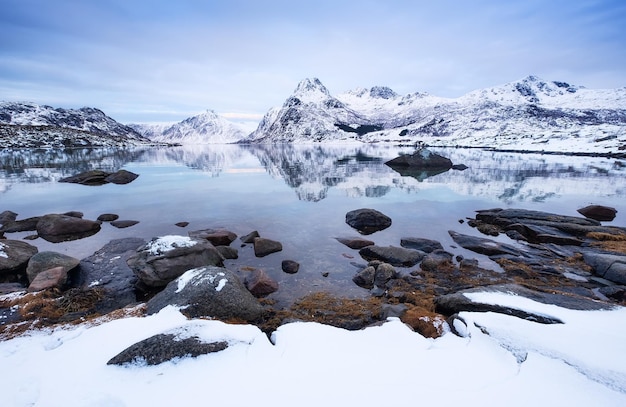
[175,268,228,293]
[0,296,625,407]
[0,241,8,258]
[146,235,197,255]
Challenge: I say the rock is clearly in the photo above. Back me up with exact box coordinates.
[452,164,469,171]
[420,250,454,271]
[0,239,38,279]
[385,149,453,169]
[240,230,260,244]
[598,286,626,302]
[189,229,237,246]
[146,266,264,322]
[245,269,279,297]
[127,235,224,289]
[175,222,189,228]
[352,266,375,289]
[434,284,613,323]
[110,220,139,229]
[104,169,139,185]
[107,332,228,366]
[381,303,407,319]
[448,230,523,257]
[97,213,119,222]
[77,238,145,314]
[335,236,375,249]
[28,266,67,292]
[253,237,283,257]
[582,252,626,285]
[400,237,444,253]
[374,262,397,287]
[25,251,80,283]
[36,214,101,243]
[216,246,238,259]
[281,260,300,274]
[577,205,617,222]
[345,208,392,235]
[0,216,40,233]
[0,282,25,295]
[359,245,424,267]
[0,210,18,225]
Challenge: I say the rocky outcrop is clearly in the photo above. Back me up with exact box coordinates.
[146,266,264,322]
[358,245,424,267]
[577,205,617,222]
[36,213,101,243]
[59,169,139,185]
[345,208,392,235]
[385,149,453,169]
[25,251,80,283]
[0,240,38,281]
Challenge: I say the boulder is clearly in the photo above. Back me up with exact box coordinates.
[281,260,300,274]
[374,263,397,287]
[253,237,283,257]
[104,169,139,185]
[244,269,279,297]
[36,213,101,243]
[28,266,67,292]
[189,229,237,246]
[107,333,228,366]
[400,237,444,253]
[127,235,224,289]
[26,251,80,283]
[59,169,139,185]
[77,238,145,314]
[97,213,119,222]
[583,252,626,285]
[359,245,424,267]
[577,205,617,222]
[448,230,523,257]
[0,239,39,279]
[110,220,139,229]
[216,246,238,259]
[240,230,260,244]
[146,266,264,322]
[335,236,375,249]
[420,250,454,271]
[352,266,376,289]
[385,149,453,169]
[345,208,392,235]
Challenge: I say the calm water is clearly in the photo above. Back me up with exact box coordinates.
[2,144,625,305]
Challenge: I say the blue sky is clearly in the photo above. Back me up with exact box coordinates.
[1,0,625,123]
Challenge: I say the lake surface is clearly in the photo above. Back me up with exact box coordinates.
[2,144,625,306]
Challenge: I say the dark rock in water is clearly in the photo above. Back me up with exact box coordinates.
[374,263,397,287]
[110,220,139,229]
[240,230,260,244]
[36,214,101,243]
[253,237,282,257]
[353,266,376,289]
[385,149,453,180]
[28,266,67,292]
[127,236,224,289]
[435,284,613,323]
[97,213,119,222]
[77,237,145,314]
[0,216,41,233]
[175,222,189,228]
[107,333,228,366]
[359,245,424,267]
[345,208,392,235]
[0,210,18,225]
[63,211,83,218]
[146,266,264,322]
[420,250,454,271]
[281,260,300,274]
[25,251,80,283]
[244,269,279,297]
[0,239,39,279]
[0,282,25,295]
[452,164,469,171]
[448,230,523,257]
[400,237,444,253]
[104,169,139,185]
[577,205,617,222]
[582,252,626,285]
[59,169,139,185]
[335,236,375,249]
[189,229,237,246]
[216,245,238,259]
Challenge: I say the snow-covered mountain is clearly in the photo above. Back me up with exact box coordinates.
[130,110,252,144]
[241,76,626,154]
[0,101,152,148]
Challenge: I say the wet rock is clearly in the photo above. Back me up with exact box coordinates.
[253,237,282,257]
[385,149,453,169]
[582,252,626,285]
[359,245,425,267]
[577,205,617,222]
[59,169,139,185]
[335,236,375,249]
[345,208,392,235]
[0,239,38,279]
[352,266,375,289]
[400,237,444,253]
[26,251,80,283]
[189,229,237,246]
[110,220,139,229]
[216,245,238,259]
[36,213,101,243]
[127,236,224,289]
[244,269,279,297]
[0,210,18,225]
[281,260,300,274]
[240,230,260,244]
[0,216,40,233]
[146,266,264,322]
[97,213,119,222]
[28,266,67,292]
[77,237,145,314]
[448,230,523,257]
[374,263,397,287]
[107,333,228,366]
[104,169,139,185]
[420,250,454,271]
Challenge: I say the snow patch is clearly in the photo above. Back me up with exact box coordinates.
[0,242,8,258]
[146,235,197,256]
[175,268,227,293]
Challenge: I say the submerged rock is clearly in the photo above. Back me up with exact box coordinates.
[36,213,101,243]
[244,269,279,297]
[359,245,424,267]
[345,208,392,235]
[253,237,283,257]
[59,169,139,185]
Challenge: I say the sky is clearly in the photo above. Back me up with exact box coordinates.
[1,0,625,123]
[1,295,625,406]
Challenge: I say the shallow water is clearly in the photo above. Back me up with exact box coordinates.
[2,144,625,306]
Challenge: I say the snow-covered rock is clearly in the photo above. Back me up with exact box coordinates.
[241,76,626,153]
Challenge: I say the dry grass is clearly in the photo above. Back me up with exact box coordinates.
[587,232,626,253]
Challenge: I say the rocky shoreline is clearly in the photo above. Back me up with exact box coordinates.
[2,197,625,345]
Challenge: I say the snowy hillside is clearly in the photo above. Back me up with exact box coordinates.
[130,110,252,144]
[0,101,151,148]
[241,76,626,154]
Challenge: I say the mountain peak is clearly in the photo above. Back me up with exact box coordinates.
[294,78,330,96]
[369,86,397,99]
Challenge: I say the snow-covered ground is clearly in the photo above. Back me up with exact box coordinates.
[1,292,625,407]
